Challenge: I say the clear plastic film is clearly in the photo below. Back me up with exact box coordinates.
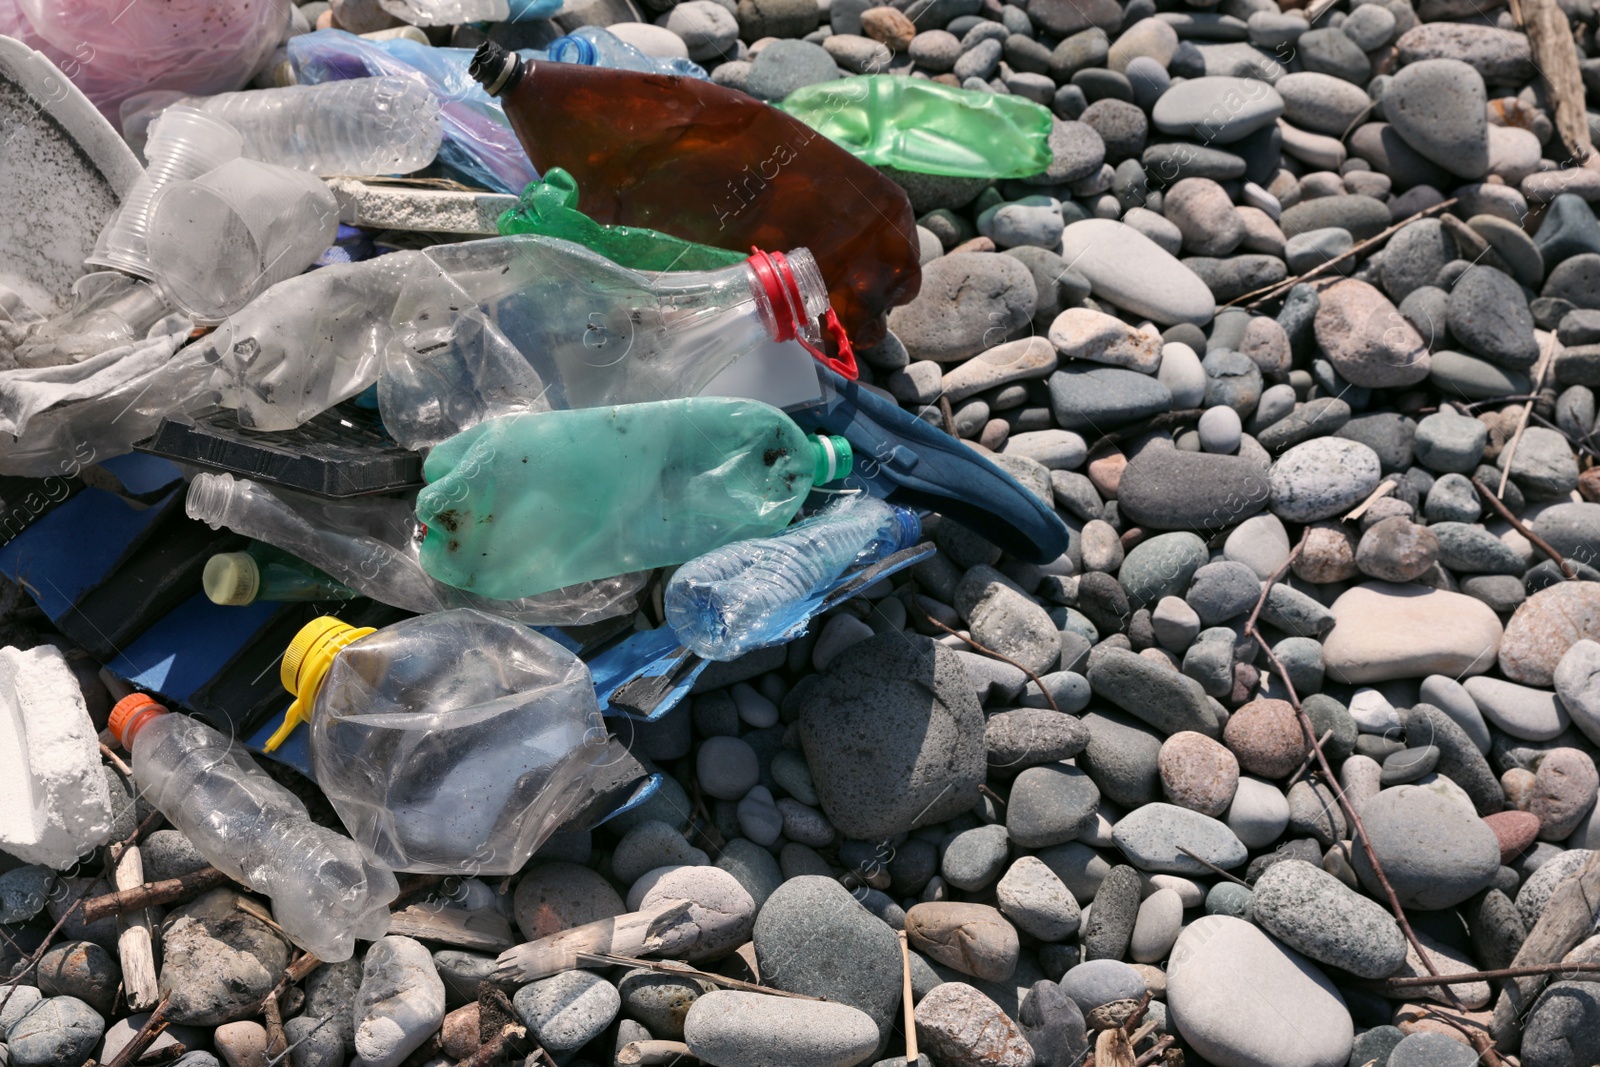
[307,609,608,874]
[664,494,922,660]
[184,471,646,626]
[287,29,537,195]
[129,710,397,961]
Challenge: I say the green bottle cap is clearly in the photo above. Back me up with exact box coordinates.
[810,435,853,485]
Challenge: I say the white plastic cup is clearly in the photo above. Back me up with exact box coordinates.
[146,158,340,324]
[87,106,244,279]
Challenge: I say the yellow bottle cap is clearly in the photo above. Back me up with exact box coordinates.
[203,552,260,606]
[264,615,375,752]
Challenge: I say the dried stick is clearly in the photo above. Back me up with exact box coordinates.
[1286,730,1336,788]
[103,995,172,1067]
[1472,478,1576,579]
[81,867,232,925]
[907,595,1061,714]
[1494,331,1559,499]
[1490,851,1600,1049]
[108,809,165,868]
[1234,199,1458,309]
[1133,1035,1175,1067]
[458,1018,526,1067]
[1120,991,1152,1035]
[1514,0,1594,163]
[263,989,288,1060]
[0,889,90,1015]
[1342,480,1397,523]
[1243,534,1492,1043]
[1176,846,1251,889]
[111,842,160,1011]
[1095,1027,1136,1067]
[899,930,919,1065]
[100,743,134,778]
[614,1040,690,1066]
[939,395,957,438]
[1383,960,1600,987]
[574,951,826,1000]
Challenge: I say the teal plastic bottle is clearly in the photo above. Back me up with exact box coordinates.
[415,399,853,599]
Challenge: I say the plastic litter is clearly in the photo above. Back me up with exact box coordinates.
[120,76,444,177]
[185,471,649,626]
[496,168,746,272]
[277,609,607,872]
[146,156,341,323]
[414,399,854,599]
[109,693,398,962]
[664,493,922,661]
[203,541,359,606]
[471,42,921,345]
[778,76,1056,179]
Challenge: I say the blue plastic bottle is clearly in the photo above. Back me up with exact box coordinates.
[663,494,922,660]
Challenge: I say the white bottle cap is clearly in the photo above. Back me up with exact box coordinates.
[203,552,260,606]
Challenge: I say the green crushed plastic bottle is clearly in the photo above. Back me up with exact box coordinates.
[415,399,853,600]
[778,75,1055,179]
[497,168,748,273]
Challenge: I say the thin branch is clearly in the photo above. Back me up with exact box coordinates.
[1177,846,1251,889]
[1243,530,1499,1064]
[1472,477,1577,579]
[573,952,826,1000]
[100,743,134,778]
[1133,1035,1174,1067]
[0,889,91,1015]
[81,867,232,925]
[1342,480,1397,523]
[1120,991,1152,1035]
[939,395,957,438]
[1234,199,1458,310]
[108,809,165,867]
[900,929,919,1065]
[1495,331,1559,499]
[1285,730,1335,788]
[102,995,172,1067]
[1382,961,1600,988]
[907,595,1061,714]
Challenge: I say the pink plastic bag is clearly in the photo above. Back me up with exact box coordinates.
[2,0,286,128]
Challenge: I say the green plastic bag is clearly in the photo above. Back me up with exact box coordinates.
[497,168,748,272]
[777,75,1054,179]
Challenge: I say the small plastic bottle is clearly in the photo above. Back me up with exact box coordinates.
[277,610,608,873]
[546,27,709,79]
[203,541,358,606]
[664,495,923,660]
[185,76,443,176]
[415,399,855,600]
[109,694,398,962]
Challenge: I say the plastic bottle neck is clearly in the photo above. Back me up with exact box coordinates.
[746,248,828,344]
[889,505,923,550]
[269,616,376,752]
[470,41,528,96]
[110,693,168,750]
[547,34,596,65]
[809,435,854,486]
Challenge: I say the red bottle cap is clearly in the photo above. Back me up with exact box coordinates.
[748,248,858,380]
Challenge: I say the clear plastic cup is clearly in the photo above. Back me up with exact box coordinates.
[146,158,340,324]
[87,106,244,279]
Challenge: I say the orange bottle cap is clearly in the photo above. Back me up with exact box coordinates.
[109,693,167,750]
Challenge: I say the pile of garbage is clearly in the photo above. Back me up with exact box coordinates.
[1,0,1600,1065]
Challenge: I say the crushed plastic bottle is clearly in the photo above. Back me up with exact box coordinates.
[470,42,921,345]
[203,541,358,606]
[377,0,561,26]
[108,694,397,962]
[414,399,854,600]
[545,26,709,79]
[665,494,923,660]
[185,472,648,626]
[382,236,839,449]
[778,76,1056,179]
[497,168,746,272]
[138,76,445,177]
[10,272,176,368]
[276,610,608,873]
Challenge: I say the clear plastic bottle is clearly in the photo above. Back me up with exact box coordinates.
[546,27,710,79]
[280,610,608,873]
[185,472,649,626]
[185,76,443,176]
[203,541,359,606]
[415,399,855,600]
[664,495,923,660]
[377,0,511,26]
[108,694,398,962]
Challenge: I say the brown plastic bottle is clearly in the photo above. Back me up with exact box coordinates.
[470,41,921,348]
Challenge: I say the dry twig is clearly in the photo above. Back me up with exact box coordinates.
[907,594,1061,714]
[1472,477,1577,579]
[81,867,232,925]
[900,930,919,1064]
[574,952,826,1000]
[102,996,172,1067]
[1494,332,1560,499]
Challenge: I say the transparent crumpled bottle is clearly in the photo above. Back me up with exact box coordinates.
[546,26,709,79]
[108,694,397,962]
[11,272,177,368]
[664,494,923,660]
[185,472,648,626]
[381,237,834,449]
[178,76,443,176]
[279,610,609,873]
[415,399,855,600]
